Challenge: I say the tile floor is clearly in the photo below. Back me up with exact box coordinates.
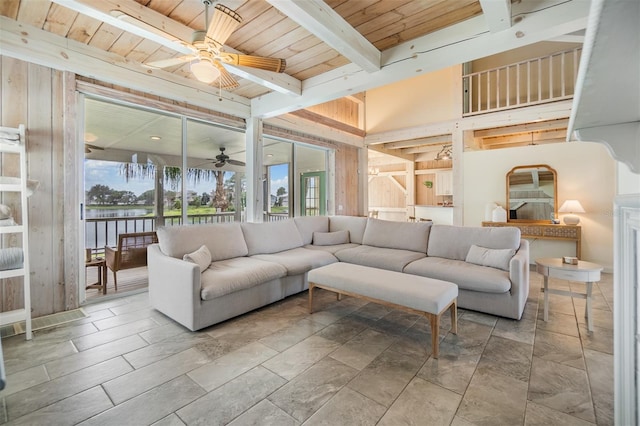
[1,270,613,425]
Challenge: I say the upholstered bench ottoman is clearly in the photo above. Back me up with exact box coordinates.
[308,262,458,358]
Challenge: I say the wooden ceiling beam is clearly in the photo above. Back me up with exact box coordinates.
[0,16,251,118]
[50,0,302,96]
[401,145,446,155]
[479,0,512,33]
[265,0,381,73]
[382,135,452,149]
[51,0,194,52]
[368,145,414,162]
[252,0,589,118]
[474,119,569,138]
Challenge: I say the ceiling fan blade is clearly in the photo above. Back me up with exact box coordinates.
[206,4,242,46]
[85,143,104,151]
[215,162,225,168]
[214,62,240,89]
[227,159,245,166]
[219,53,286,73]
[145,55,193,69]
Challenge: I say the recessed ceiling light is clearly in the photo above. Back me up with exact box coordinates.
[266,154,273,158]
[150,136,162,141]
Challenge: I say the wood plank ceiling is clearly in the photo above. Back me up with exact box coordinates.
[0,0,482,100]
[0,0,589,159]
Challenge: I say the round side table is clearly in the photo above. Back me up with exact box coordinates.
[535,257,603,332]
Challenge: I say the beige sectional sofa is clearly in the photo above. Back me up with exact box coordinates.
[148,216,529,331]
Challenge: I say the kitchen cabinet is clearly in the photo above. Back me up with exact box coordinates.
[435,170,453,196]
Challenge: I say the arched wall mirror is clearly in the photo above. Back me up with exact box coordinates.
[506,164,557,223]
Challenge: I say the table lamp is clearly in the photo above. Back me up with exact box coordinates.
[558,199,585,225]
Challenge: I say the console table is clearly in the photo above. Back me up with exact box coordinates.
[482,222,581,259]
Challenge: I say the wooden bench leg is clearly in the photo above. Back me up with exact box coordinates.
[428,313,440,359]
[308,283,315,314]
[337,293,342,301]
[450,300,457,335]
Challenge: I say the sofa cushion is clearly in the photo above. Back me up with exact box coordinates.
[200,257,287,300]
[329,216,368,244]
[157,223,248,261]
[335,245,426,272]
[304,243,359,255]
[294,216,329,245]
[313,230,350,246]
[404,257,511,293]
[362,218,431,253]
[241,219,304,255]
[253,247,337,275]
[183,245,211,272]
[427,225,520,261]
[465,244,515,271]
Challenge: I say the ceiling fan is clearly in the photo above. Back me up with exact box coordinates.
[144,0,286,89]
[210,147,245,168]
[85,143,104,154]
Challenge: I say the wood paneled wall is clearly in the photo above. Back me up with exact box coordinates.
[334,144,360,216]
[306,98,361,129]
[0,55,363,317]
[1,56,68,316]
[369,175,406,208]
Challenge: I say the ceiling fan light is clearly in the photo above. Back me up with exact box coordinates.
[190,59,221,83]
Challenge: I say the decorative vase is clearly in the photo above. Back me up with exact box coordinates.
[492,205,507,222]
[485,202,498,221]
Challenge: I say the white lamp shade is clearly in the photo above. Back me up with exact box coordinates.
[558,200,585,213]
[559,200,584,225]
[190,59,221,83]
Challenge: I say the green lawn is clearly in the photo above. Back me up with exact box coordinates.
[163,206,219,216]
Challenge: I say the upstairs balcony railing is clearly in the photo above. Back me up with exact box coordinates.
[463,47,582,116]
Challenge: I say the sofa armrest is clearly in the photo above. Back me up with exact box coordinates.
[147,244,201,331]
[508,239,530,319]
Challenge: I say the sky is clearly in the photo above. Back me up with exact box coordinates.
[85,160,290,197]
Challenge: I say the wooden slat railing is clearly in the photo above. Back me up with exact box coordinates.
[463,47,582,116]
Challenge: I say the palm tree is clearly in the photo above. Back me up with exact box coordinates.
[120,162,231,214]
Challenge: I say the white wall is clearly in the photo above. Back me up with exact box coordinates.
[617,161,640,194]
[365,66,458,133]
[464,142,615,271]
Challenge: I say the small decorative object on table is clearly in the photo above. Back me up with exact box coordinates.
[491,205,507,222]
[563,256,579,265]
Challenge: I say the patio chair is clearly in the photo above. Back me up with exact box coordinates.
[105,231,158,291]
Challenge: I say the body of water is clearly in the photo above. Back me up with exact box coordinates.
[85,208,155,250]
[85,208,153,219]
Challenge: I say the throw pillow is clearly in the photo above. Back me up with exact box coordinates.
[183,244,212,272]
[465,244,515,271]
[313,230,350,246]
[0,204,12,220]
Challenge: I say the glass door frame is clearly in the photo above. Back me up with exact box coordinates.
[300,171,326,216]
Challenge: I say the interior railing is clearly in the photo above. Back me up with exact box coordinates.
[463,47,582,116]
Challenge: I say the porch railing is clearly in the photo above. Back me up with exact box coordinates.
[463,47,582,116]
[85,212,235,250]
[265,212,290,222]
